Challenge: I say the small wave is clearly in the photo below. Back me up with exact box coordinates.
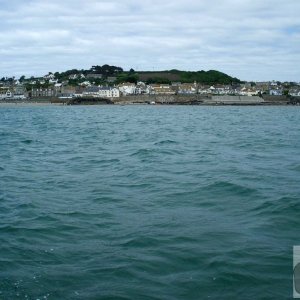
[154,140,178,146]
[251,196,300,216]
[89,158,120,164]
[21,139,33,144]
[121,236,160,248]
[111,182,152,189]
[290,164,300,172]
[130,148,153,157]
[0,132,11,137]
[203,181,257,196]
[16,202,37,209]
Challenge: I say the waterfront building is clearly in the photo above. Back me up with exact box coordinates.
[118,83,136,95]
[178,82,197,94]
[0,89,13,99]
[98,87,120,98]
[269,88,283,96]
[149,84,176,95]
[82,86,120,98]
[31,87,56,98]
[13,86,27,99]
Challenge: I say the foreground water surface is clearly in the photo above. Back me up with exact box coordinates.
[0,105,300,299]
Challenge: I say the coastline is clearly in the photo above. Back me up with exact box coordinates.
[0,95,299,106]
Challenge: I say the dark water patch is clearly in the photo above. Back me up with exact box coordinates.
[154,139,178,146]
[20,139,34,144]
[290,164,300,172]
[121,236,164,249]
[87,158,121,167]
[202,181,258,196]
[130,148,154,157]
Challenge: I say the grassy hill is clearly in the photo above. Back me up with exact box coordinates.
[136,70,241,85]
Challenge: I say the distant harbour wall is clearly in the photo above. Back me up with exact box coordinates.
[114,95,265,105]
[209,95,263,104]
[115,94,210,105]
[262,95,289,104]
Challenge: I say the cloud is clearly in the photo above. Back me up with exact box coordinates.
[0,0,299,81]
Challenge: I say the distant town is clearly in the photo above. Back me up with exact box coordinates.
[1,64,300,105]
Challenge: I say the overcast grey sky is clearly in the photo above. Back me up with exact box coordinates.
[0,0,299,81]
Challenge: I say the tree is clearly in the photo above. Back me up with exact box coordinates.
[91,64,123,76]
[20,75,26,82]
[146,77,171,85]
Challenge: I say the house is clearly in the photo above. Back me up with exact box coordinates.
[98,87,119,98]
[214,84,233,95]
[86,74,103,79]
[31,87,56,98]
[0,89,13,99]
[238,86,259,96]
[198,85,211,95]
[149,84,176,95]
[44,73,55,80]
[57,85,76,98]
[69,74,78,80]
[255,82,269,93]
[118,83,136,95]
[49,78,58,84]
[208,86,216,94]
[269,88,283,96]
[80,81,91,87]
[54,83,63,90]
[82,86,101,97]
[178,82,197,94]
[136,82,150,94]
[82,86,120,98]
[73,87,85,98]
[13,86,27,99]
[290,88,300,96]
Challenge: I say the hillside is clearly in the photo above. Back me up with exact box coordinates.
[11,65,242,87]
[136,70,241,85]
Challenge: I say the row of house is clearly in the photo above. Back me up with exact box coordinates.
[116,82,260,96]
[2,79,300,100]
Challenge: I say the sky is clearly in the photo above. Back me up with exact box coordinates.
[0,0,299,81]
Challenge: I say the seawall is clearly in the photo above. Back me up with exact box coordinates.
[114,95,265,105]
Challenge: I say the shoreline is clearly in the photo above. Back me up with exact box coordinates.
[0,101,298,107]
[1,94,299,106]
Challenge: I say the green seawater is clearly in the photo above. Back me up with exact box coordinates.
[0,105,299,299]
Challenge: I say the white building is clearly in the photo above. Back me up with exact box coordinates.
[118,83,136,95]
[44,73,55,80]
[136,82,150,94]
[0,89,13,99]
[82,86,120,98]
[269,88,283,96]
[98,87,120,98]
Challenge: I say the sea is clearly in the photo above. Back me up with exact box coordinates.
[0,105,299,299]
